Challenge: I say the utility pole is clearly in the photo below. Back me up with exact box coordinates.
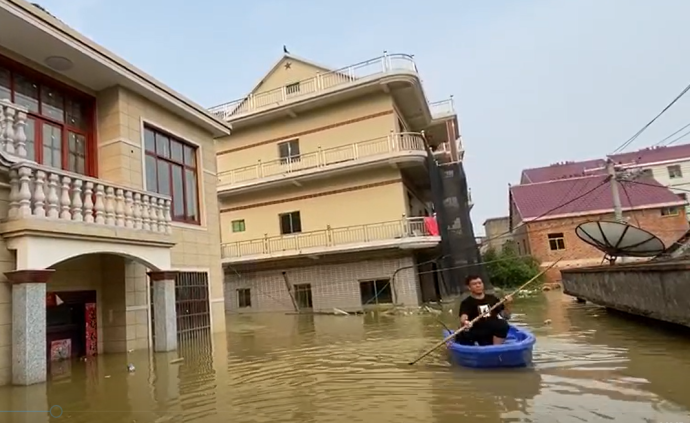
[606,158,627,263]
[606,158,625,223]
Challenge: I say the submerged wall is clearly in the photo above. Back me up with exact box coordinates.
[561,261,690,327]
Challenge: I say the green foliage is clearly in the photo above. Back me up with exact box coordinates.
[482,241,541,288]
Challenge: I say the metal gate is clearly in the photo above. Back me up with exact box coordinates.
[426,151,488,295]
[151,271,211,343]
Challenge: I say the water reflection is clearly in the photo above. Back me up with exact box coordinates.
[1,294,690,422]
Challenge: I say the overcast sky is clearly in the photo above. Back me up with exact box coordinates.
[39,0,690,235]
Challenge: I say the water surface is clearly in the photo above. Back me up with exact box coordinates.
[1,291,689,422]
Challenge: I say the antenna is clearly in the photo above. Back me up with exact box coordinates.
[575,221,665,264]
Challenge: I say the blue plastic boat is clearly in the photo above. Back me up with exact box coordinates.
[442,325,536,369]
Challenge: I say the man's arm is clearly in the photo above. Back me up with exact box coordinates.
[497,294,512,320]
[458,299,471,326]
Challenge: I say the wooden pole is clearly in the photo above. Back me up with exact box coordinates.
[281,271,299,313]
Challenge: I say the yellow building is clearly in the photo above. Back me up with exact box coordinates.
[0,0,230,386]
[211,52,464,313]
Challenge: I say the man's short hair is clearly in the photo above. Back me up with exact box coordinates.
[464,275,482,286]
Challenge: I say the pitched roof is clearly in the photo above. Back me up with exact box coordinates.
[510,175,685,221]
[520,143,690,184]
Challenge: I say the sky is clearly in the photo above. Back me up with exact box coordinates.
[38,0,690,235]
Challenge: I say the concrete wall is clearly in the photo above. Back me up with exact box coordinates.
[525,208,689,283]
[483,216,512,251]
[225,255,420,313]
[561,261,690,327]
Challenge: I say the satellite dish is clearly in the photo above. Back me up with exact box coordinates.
[575,221,665,264]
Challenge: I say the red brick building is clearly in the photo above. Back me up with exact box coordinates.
[509,175,689,283]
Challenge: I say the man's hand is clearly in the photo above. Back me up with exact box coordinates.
[462,319,472,329]
[504,294,513,304]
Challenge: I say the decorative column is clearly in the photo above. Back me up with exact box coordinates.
[5,269,55,386]
[148,271,178,352]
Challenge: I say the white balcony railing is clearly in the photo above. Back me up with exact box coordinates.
[8,162,172,234]
[218,132,426,187]
[1,99,29,158]
[221,216,437,259]
[208,54,453,121]
[428,98,455,119]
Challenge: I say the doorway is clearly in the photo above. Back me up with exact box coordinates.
[46,290,97,365]
[293,284,313,310]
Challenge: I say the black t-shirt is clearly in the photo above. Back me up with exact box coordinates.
[459,294,504,324]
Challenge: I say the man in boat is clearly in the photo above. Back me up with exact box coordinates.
[456,275,513,346]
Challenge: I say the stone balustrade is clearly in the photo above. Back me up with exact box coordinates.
[0,99,29,158]
[8,162,172,234]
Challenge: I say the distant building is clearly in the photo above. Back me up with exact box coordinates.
[509,175,689,283]
[520,144,690,220]
[482,216,513,252]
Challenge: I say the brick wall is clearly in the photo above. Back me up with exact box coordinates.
[225,255,419,313]
[526,208,689,283]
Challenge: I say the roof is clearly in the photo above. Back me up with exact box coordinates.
[243,53,335,98]
[483,216,510,225]
[510,175,685,221]
[521,143,690,184]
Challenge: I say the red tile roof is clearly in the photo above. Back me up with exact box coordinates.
[521,143,690,184]
[510,175,685,221]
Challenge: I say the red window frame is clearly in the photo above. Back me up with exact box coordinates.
[0,54,97,177]
[144,125,201,225]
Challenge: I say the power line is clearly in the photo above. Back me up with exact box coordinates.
[652,121,690,147]
[611,82,690,154]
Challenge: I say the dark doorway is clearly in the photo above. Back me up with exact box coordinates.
[293,284,313,310]
[46,290,97,364]
[359,279,393,305]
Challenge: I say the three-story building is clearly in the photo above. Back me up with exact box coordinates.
[0,0,229,386]
[211,52,464,313]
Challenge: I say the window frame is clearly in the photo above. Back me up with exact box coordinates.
[661,207,680,217]
[143,125,201,225]
[231,219,246,233]
[667,165,683,179]
[237,288,251,308]
[547,232,566,251]
[0,55,97,176]
[277,139,300,164]
[279,211,302,235]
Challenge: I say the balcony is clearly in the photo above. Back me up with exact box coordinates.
[221,217,441,264]
[208,54,452,130]
[218,132,428,195]
[0,101,174,270]
[428,98,456,121]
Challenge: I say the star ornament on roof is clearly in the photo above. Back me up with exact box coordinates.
[284,62,292,70]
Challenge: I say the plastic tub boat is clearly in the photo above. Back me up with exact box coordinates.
[442,325,536,369]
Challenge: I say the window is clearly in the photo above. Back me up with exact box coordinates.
[293,284,313,309]
[144,126,200,224]
[231,219,246,233]
[668,165,683,179]
[237,288,251,308]
[640,168,653,178]
[285,82,301,95]
[0,61,94,175]
[278,139,300,164]
[661,207,680,216]
[547,233,565,251]
[359,279,393,305]
[279,211,302,235]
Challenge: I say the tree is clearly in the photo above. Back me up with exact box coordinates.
[482,241,541,288]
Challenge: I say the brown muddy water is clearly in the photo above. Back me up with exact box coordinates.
[1,291,690,423]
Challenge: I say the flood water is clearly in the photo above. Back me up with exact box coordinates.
[1,291,690,422]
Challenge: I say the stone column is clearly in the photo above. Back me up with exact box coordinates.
[5,269,55,386]
[148,271,178,352]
